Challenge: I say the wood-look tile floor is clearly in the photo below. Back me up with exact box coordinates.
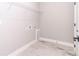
[17,40,75,56]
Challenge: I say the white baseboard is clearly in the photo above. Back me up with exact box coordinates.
[8,37,73,56]
[40,37,74,48]
[8,40,37,56]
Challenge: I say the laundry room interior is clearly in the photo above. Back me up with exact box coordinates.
[0,2,77,56]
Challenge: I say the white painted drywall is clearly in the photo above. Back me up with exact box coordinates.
[40,2,74,43]
[0,2,39,55]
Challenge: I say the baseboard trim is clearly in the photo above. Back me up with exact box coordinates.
[8,37,73,56]
[40,37,74,48]
[8,40,37,56]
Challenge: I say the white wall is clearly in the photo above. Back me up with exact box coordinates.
[0,2,39,55]
[40,2,74,43]
[0,2,74,55]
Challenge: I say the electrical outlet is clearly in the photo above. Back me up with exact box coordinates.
[25,25,33,31]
